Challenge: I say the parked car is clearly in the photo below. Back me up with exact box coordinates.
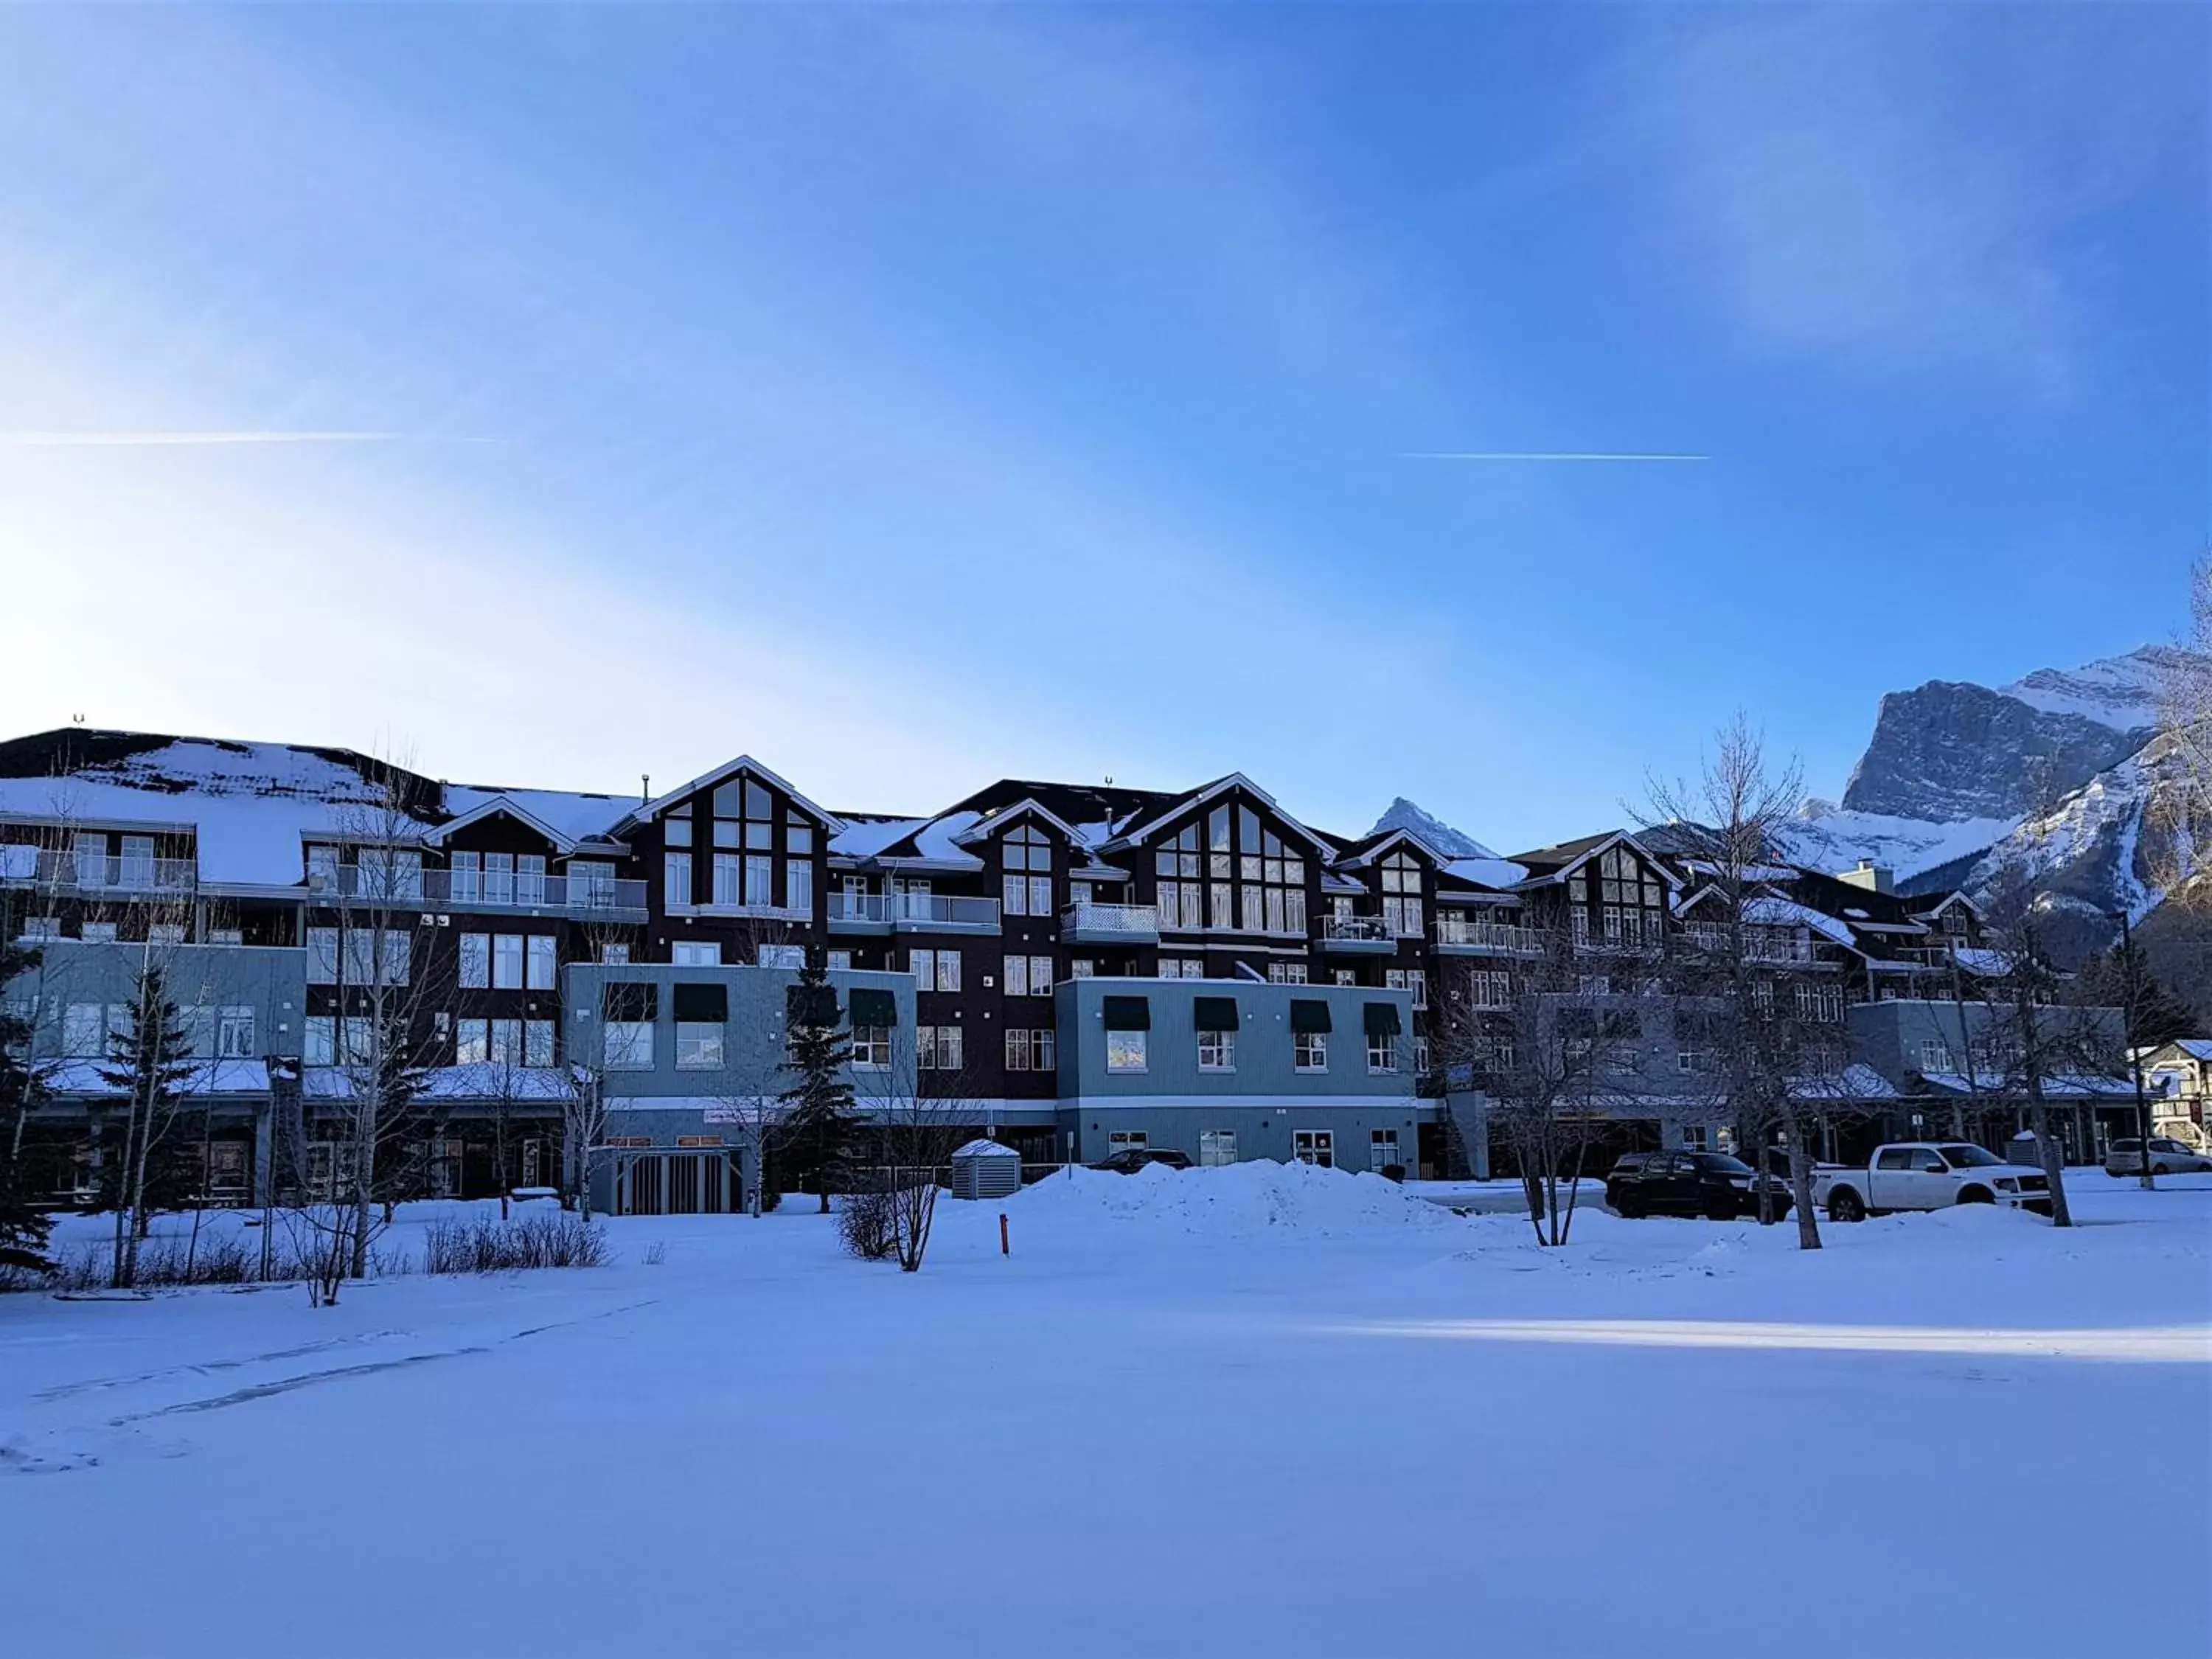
[1605,1151,1790,1220]
[2104,1138,2212,1177]
[1812,1142,2051,1221]
[1088,1148,1194,1175]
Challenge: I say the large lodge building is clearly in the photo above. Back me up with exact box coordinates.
[0,728,2140,1213]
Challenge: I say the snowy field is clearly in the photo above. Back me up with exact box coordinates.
[4,1166,2208,1659]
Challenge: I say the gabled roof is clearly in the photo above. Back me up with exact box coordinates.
[422,793,583,855]
[953,797,1093,850]
[613,754,844,835]
[1329,826,1443,869]
[1098,773,1335,858]
[1507,829,1681,888]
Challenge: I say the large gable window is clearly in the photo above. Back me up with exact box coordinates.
[1155,824,1203,931]
[1380,850,1422,937]
[1002,824,1054,917]
[1596,846,1666,949]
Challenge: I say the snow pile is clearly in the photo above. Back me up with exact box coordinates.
[1006,1160,1459,1239]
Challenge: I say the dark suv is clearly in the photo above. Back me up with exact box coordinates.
[1088,1147,1194,1175]
[1606,1151,1790,1220]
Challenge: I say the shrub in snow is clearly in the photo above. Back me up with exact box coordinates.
[837,1188,898,1262]
[422,1211,608,1276]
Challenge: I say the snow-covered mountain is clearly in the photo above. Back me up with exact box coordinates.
[1784,645,2194,945]
[1367,797,1498,860]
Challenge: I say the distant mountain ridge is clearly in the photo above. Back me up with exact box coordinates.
[1785,644,2195,948]
[1367,797,1498,860]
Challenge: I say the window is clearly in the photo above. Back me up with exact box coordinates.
[672,941,721,967]
[664,852,692,908]
[1681,1124,1708,1151]
[1797,983,1843,1024]
[1198,1130,1238,1168]
[1751,979,1774,1020]
[1004,954,1052,996]
[1380,851,1424,937]
[786,858,813,915]
[827,950,852,972]
[665,815,692,848]
[63,1003,104,1057]
[911,948,963,992]
[489,1018,524,1065]
[745,855,773,907]
[481,852,515,905]
[1295,1032,1327,1071]
[455,1018,488,1063]
[1367,1035,1398,1072]
[1070,959,1094,978]
[852,1027,891,1070]
[451,851,481,902]
[1369,1129,1402,1174]
[307,927,341,984]
[217,1006,256,1059]
[1108,1130,1149,1150]
[676,1020,724,1069]
[1106,1031,1147,1073]
[77,921,117,943]
[1197,1029,1235,1071]
[147,923,185,947]
[1269,962,1308,984]
[605,1020,654,1069]
[712,852,741,906]
[1919,1040,1955,1073]
[599,942,630,965]
[206,927,243,947]
[515,855,546,905]
[757,943,804,970]
[568,859,615,908]
[493,934,524,990]
[1293,1130,1335,1168]
[1386,969,1427,1010]
[1333,968,1356,987]
[343,928,410,986]
[919,1025,966,1071]
[1004,1028,1053,1071]
[526,935,557,991]
[526,1020,554,1067]
[305,1016,336,1066]
[1597,846,1666,948]
[1001,824,1054,915]
[1465,969,1511,1009]
[1155,823,1204,930]
[1159,958,1203,979]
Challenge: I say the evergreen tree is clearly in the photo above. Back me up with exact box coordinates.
[2084,938,2197,1050]
[0,936,53,1275]
[776,950,863,1213]
[98,963,197,1281]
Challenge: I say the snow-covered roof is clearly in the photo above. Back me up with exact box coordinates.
[1788,1063,1899,1102]
[413,1063,579,1102]
[37,1058,271,1097]
[953,1138,1022,1158]
[442,785,634,849]
[1949,947,2010,978]
[1742,895,1857,948]
[1919,1071,2143,1099]
[0,737,429,888]
[1442,856,1531,891]
[831,817,930,859]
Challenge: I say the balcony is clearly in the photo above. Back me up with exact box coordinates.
[311,866,649,920]
[1319,914,1397,954]
[829,891,1001,935]
[1,850,197,896]
[1680,922,1818,964]
[1062,901,1159,946]
[1434,917,1540,956]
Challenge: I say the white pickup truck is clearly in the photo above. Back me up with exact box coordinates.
[1812,1141,2053,1222]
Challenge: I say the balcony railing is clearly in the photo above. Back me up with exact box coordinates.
[891,893,1001,929]
[1321,914,1393,943]
[1062,901,1161,936]
[311,866,647,915]
[1680,922,1816,964]
[1434,917,1540,954]
[830,891,892,925]
[1,851,197,894]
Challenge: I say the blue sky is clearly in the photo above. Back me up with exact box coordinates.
[0,2,2201,851]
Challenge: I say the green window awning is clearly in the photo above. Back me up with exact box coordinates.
[787,983,839,1029]
[1192,995,1239,1032]
[602,982,657,1022]
[1363,1001,1402,1037]
[1290,999,1332,1034]
[672,983,727,1023]
[1102,995,1150,1031]
[849,987,898,1028]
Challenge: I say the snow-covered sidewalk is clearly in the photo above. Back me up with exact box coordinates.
[3,1165,2208,1658]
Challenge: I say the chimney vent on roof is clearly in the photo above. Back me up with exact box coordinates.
[1838,858,1894,894]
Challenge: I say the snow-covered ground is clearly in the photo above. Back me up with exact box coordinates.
[4,1165,2208,1658]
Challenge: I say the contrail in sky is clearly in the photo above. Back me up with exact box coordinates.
[1402,451,1709,462]
[0,431,493,447]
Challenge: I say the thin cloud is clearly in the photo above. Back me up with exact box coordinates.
[1402,451,1708,463]
[0,431,493,447]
